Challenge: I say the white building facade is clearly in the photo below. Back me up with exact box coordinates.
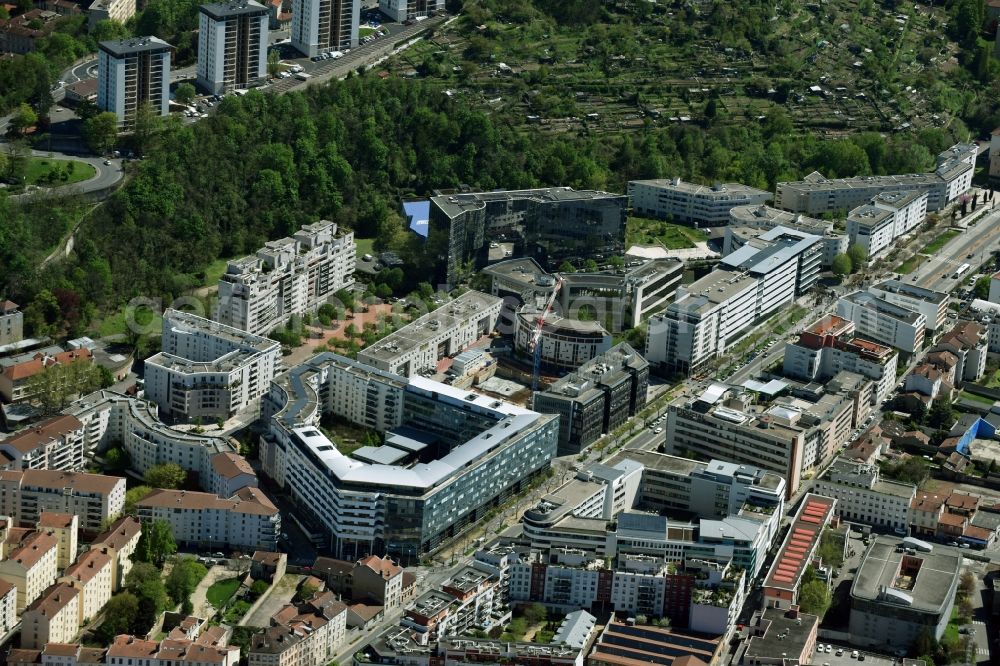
[291,0,358,57]
[97,37,171,127]
[196,0,269,95]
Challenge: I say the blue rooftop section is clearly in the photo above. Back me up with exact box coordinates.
[403,200,431,238]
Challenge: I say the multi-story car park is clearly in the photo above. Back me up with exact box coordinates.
[837,291,927,354]
[849,537,961,652]
[196,0,269,95]
[143,309,281,421]
[261,352,559,561]
[215,221,356,336]
[357,290,503,377]
[775,143,975,215]
[726,204,847,268]
[97,36,171,127]
[627,178,771,227]
[425,187,628,288]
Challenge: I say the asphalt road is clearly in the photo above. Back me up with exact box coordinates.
[910,202,1000,292]
[9,150,123,203]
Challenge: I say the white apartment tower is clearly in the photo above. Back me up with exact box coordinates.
[216,221,356,336]
[197,0,269,95]
[97,37,171,127]
[378,0,442,22]
[291,0,358,58]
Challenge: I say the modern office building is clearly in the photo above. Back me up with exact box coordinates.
[377,0,441,22]
[663,384,813,497]
[216,221,356,336]
[868,280,948,333]
[144,309,281,421]
[719,225,823,297]
[136,486,281,551]
[532,343,649,455]
[357,290,503,377]
[849,537,961,651]
[776,144,975,215]
[513,302,613,373]
[97,36,171,127]
[646,229,820,374]
[628,178,771,227]
[291,0,357,57]
[812,457,915,532]
[837,292,927,354]
[0,300,23,347]
[196,0,269,94]
[727,204,847,267]
[426,187,628,287]
[845,190,928,262]
[261,353,559,561]
[783,314,899,404]
[482,257,684,330]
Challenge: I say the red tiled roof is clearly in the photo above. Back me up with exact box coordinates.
[2,348,92,381]
[0,415,83,455]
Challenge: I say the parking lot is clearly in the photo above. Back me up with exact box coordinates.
[811,644,893,666]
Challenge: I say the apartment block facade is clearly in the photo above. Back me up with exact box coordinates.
[868,280,948,332]
[812,457,915,532]
[20,583,80,649]
[136,487,280,551]
[777,144,975,215]
[378,0,441,21]
[845,190,928,262]
[216,221,356,336]
[783,314,899,404]
[144,309,281,421]
[97,36,171,127]
[0,469,126,532]
[0,300,23,347]
[197,0,269,94]
[357,290,503,377]
[837,291,927,354]
[628,178,771,227]
[291,0,358,57]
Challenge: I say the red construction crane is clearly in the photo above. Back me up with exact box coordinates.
[529,277,564,390]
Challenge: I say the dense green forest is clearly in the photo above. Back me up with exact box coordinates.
[1,73,966,337]
[0,0,996,337]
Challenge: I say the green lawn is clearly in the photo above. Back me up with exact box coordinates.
[356,237,375,258]
[24,157,96,187]
[920,230,960,255]
[626,217,708,249]
[359,27,376,38]
[206,578,241,608]
[94,304,164,338]
[896,255,925,274]
[960,389,996,405]
[200,257,233,287]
